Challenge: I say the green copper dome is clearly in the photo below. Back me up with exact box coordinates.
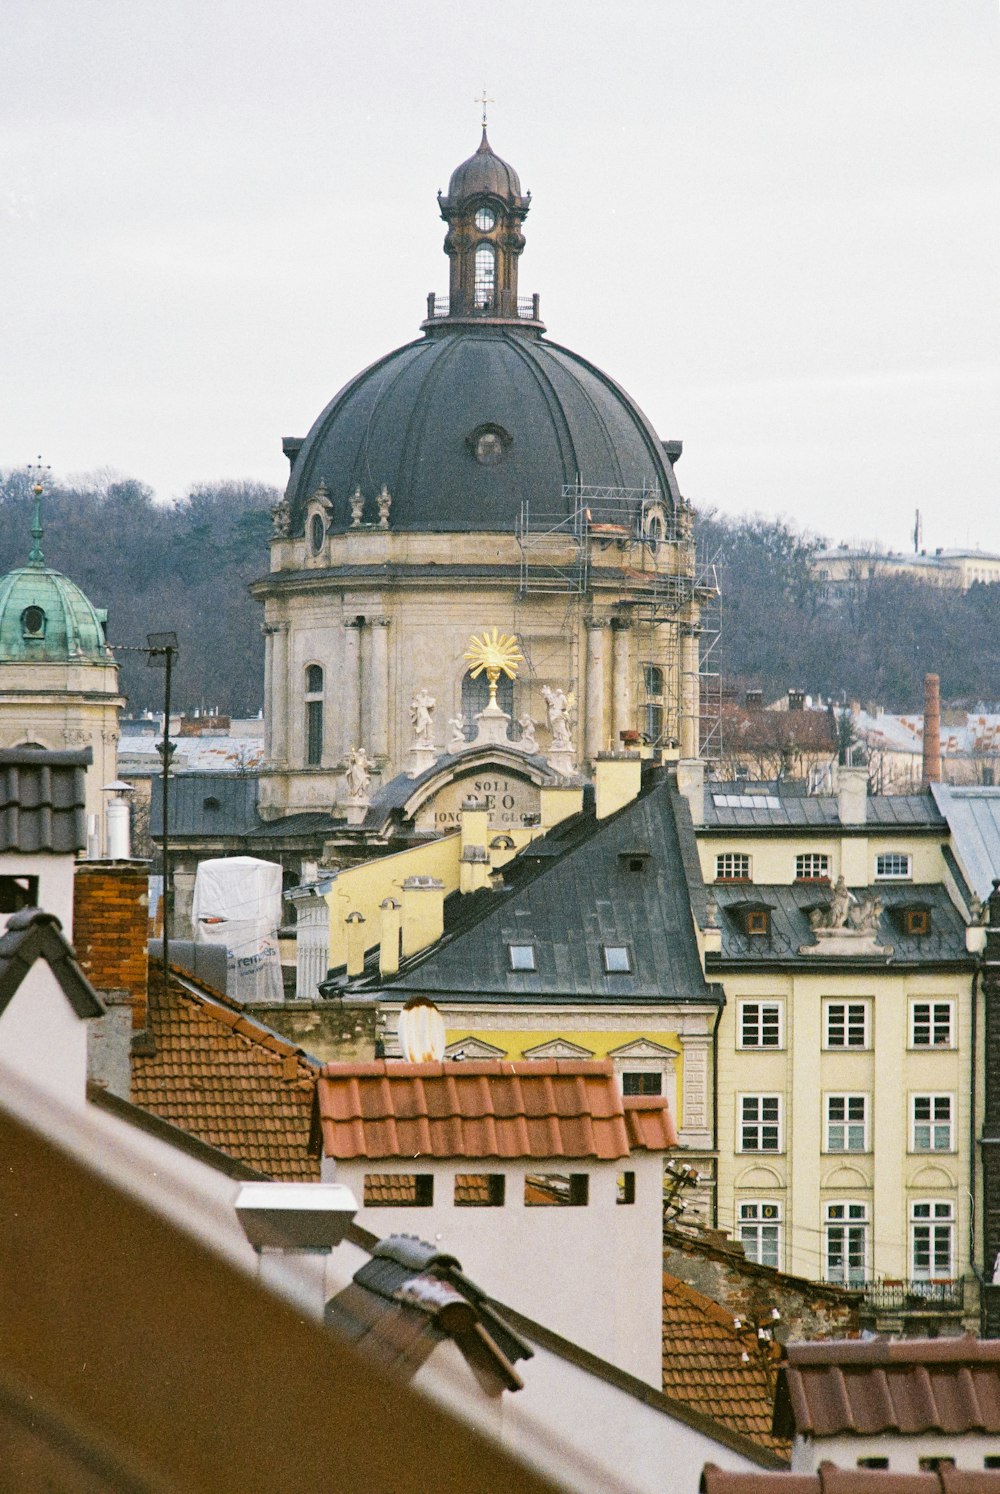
[0,492,110,662]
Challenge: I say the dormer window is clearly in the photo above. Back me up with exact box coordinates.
[309,512,325,555]
[21,605,45,639]
[795,853,830,882]
[728,901,774,938]
[876,852,912,881]
[905,908,931,936]
[746,910,770,937]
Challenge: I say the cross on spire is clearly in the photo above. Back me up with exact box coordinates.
[475,87,494,130]
[25,455,50,566]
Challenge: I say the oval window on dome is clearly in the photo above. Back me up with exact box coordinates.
[310,512,325,555]
[21,605,46,639]
[474,205,496,232]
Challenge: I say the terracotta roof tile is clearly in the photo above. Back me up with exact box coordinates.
[316,1059,677,1161]
[776,1336,1000,1439]
[131,967,318,1181]
[663,1273,789,1457]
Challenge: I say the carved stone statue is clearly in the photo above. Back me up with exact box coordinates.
[810,875,851,931]
[447,715,467,751]
[270,498,291,537]
[410,688,436,747]
[970,893,984,925]
[847,892,883,934]
[349,486,364,527]
[376,485,392,529]
[518,714,538,751]
[541,685,575,752]
[345,747,372,800]
[676,496,694,541]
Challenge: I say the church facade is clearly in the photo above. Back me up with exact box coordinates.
[253,130,709,836]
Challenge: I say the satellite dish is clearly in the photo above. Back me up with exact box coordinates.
[397,996,446,1063]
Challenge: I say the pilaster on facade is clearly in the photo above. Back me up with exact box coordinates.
[366,616,391,762]
[677,1030,711,1150]
[610,617,632,745]
[584,618,608,763]
[340,617,363,763]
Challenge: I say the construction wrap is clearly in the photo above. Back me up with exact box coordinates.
[192,855,284,1003]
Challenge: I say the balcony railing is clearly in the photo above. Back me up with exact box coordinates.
[425,292,541,321]
[863,1279,963,1312]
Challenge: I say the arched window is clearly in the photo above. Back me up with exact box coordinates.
[462,668,513,738]
[309,512,325,555]
[305,665,323,766]
[474,244,496,309]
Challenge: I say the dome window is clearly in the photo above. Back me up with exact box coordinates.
[467,423,512,468]
[310,512,326,555]
[474,205,496,232]
[21,605,46,639]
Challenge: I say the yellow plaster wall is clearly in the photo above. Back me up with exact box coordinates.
[717,969,970,1284]
[325,833,461,969]
[699,833,946,887]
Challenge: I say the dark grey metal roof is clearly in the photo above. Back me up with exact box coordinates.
[150,773,260,838]
[702,789,945,832]
[376,773,721,1005]
[712,882,969,967]
[0,746,90,853]
[445,129,523,201]
[286,325,679,535]
[0,908,103,1017]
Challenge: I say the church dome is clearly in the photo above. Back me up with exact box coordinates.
[286,327,679,535]
[446,128,522,202]
[0,565,110,662]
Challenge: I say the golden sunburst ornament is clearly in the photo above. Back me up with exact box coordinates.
[464,627,524,708]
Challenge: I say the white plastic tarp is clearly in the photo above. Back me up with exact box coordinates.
[192,856,284,1003]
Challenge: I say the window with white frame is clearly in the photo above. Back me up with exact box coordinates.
[738,1201,781,1269]
[825,1001,869,1049]
[738,1095,781,1152]
[875,852,912,881]
[910,1001,954,1049]
[910,1200,955,1281]
[716,852,751,882]
[825,1094,868,1152]
[825,1201,868,1285]
[912,1094,953,1152]
[738,1001,782,1049]
[795,852,830,881]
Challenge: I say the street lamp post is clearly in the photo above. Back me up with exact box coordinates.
[147,632,179,1000]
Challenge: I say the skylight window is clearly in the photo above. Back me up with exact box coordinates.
[712,794,781,810]
[508,943,536,972]
[602,944,632,974]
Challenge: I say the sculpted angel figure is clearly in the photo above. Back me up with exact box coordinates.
[810,874,851,931]
[518,714,538,751]
[345,747,372,800]
[447,715,467,751]
[410,688,435,747]
[541,685,575,752]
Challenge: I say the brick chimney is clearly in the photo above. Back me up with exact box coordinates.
[922,673,942,786]
[74,861,151,1094]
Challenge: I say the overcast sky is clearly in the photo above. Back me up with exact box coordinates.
[3,1,998,552]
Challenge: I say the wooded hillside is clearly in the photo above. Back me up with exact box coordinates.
[1,468,996,716]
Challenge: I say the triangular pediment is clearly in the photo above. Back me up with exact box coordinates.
[522,1037,595,1060]
[608,1038,679,1061]
[444,1035,508,1061]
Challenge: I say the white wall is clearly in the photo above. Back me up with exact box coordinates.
[330,1151,666,1387]
[793,1430,999,1474]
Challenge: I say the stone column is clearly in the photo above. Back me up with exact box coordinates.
[341,618,363,759]
[294,893,330,1000]
[679,624,699,759]
[677,1030,712,1150]
[611,618,632,746]
[270,623,290,765]
[368,617,391,760]
[584,619,607,762]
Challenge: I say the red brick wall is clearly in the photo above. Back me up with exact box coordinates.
[73,863,150,1030]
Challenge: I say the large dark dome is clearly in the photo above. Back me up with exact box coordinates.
[286,325,679,535]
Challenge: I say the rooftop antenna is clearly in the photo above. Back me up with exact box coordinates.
[913,507,922,555]
[475,86,494,132]
[25,455,51,566]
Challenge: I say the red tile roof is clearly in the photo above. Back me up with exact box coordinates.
[702,1464,1000,1494]
[775,1337,1000,1439]
[662,1272,789,1456]
[315,1059,677,1161]
[131,967,318,1181]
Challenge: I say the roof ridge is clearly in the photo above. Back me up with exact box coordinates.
[662,1270,745,1332]
[164,968,317,1077]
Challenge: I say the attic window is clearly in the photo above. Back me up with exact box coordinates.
[203,796,221,811]
[21,605,45,639]
[905,908,931,936]
[0,875,39,913]
[508,943,536,972]
[602,944,632,974]
[746,910,770,937]
[619,848,650,872]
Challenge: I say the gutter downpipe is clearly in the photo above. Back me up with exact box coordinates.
[970,963,984,1332]
[711,994,725,1229]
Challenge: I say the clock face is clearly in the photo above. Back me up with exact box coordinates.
[474,205,496,232]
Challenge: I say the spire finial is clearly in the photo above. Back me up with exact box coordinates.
[475,87,494,133]
[25,456,50,567]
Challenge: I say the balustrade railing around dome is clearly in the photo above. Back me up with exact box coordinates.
[425,291,541,321]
